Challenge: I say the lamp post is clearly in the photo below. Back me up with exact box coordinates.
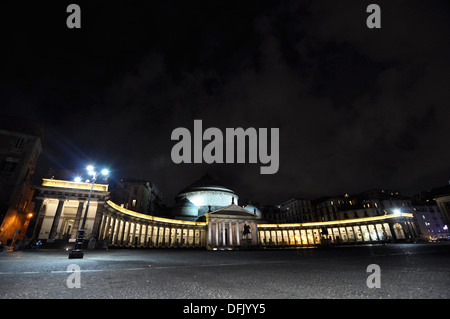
[69,166,109,259]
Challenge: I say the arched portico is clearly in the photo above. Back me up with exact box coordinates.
[99,201,207,248]
[258,213,418,247]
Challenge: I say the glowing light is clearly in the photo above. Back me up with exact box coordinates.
[101,169,109,176]
[74,176,82,182]
[258,212,414,229]
[86,165,94,172]
[106,200,206,226]
[42,179,109,191]
[393,209,402,215]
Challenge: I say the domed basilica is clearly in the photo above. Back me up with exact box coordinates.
[30,174,419,251]
[171,174,240,221]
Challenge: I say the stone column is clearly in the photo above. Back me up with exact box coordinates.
[147,224,151,246]
[168,227,173,247]
[161,226,170,247]
[119,220,125,245]
[156,225,161,247]
[91,203,105,239]
[403,221,412,240]
[235,222,240,246]
[148,225,153,247]
[143,224,148,247]
[222,221,226,246]
[193,228,197,247]
[123,221,130,246]
[110,217,117,245]
[69,200,85,241]
[228,221,233,246]
[48,199,65,242]
[339,227,348,243]
[98,215,106,240]
[387,222,396,240]
[215,221,219,246]
[208,221,212,246]
[132,222,138,247]
[252,222,258,245]
[98,215,107,240]
[352,226,359,242]
[175,227,184,247]
[138,222,143,247]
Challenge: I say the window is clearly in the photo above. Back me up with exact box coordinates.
[12,137,25,151]
[132,199,137,207]
[1,159,18,178]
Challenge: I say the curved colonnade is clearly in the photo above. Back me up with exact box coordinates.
[99,200,418,249]
[99,201,207,248]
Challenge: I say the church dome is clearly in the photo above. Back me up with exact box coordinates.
[244,205,262,219]
[178,173,236,196]
[175,174,239,220]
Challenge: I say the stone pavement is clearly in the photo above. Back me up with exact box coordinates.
[0,243,448,299]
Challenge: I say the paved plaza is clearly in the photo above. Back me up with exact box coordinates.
[0,243,448,299]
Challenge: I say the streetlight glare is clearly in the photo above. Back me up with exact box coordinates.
[393,209,401,215]
[69,163,111,259]
[74,176,82,183]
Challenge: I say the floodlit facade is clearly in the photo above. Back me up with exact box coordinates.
[172,174,239,220]
[30,179,109,243]
[28,178,420,250]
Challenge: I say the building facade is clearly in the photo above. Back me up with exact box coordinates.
[109,178,163,216]
[312,189,414,222]
[413,205,449,240]
[28,178,420,250]
[432,185,450,230]
[0,116,43,246]
[29,179,109,243]
[279,198,313,223]
[100,200,418,249]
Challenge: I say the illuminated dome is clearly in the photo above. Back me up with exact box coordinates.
[174,174,239,220]
[244,204,262,219]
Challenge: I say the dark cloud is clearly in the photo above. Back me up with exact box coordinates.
[1,0,449,205]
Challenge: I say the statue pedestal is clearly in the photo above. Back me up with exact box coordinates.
[242,238,253,248]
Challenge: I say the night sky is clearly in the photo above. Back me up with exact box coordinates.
[1,0,449,206]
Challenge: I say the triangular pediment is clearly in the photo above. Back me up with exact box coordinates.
[207,204,258,219]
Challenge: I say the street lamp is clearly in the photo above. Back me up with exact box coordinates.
[68,165,109,259]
